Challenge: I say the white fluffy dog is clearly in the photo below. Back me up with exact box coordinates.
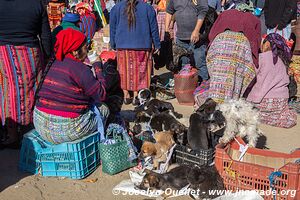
[216,99,263,147]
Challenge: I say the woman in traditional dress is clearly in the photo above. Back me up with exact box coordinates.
[76,2,97,44]
[110,0,161,105]
[205,9,261,103]
[247,33,297,128]
[33,28,109,144]
[0,0,52,148]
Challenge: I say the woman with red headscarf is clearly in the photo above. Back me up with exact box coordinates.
[33,28,108,144]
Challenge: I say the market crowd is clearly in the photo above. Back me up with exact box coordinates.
[0,0,298,148]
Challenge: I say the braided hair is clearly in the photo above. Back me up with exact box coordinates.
[125,0,138,29]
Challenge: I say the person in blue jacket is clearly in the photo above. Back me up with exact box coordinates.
[110,0,161,105]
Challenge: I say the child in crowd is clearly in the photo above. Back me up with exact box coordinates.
[247,33,297,128]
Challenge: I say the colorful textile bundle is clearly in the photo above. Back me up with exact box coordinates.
[178,64,193,76]
[47,2,65,30]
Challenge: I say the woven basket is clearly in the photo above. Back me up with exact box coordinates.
[100,141,133,175]
[174,69,198,105]
[100,126,134,175]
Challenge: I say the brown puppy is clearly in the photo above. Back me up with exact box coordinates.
[139,131,175,169]
[153,131,174,148]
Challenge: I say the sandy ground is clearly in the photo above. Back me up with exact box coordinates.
[0,69,300,200]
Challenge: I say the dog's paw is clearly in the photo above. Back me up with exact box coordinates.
[174,112,183,119]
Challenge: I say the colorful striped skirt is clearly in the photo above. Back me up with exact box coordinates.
[206,31,256,103]
[254,98,297,128]
[0,45,43,144]
[33,104,109,144]
[117,49,152,92]
[157,11,166,41]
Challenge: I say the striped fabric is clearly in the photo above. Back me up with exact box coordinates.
[117,49,152,91]
[254,98,297,128]
[157,11,166,41]
[33,104,109,144]
[79,14,97,43]
[0,45,43,142]
[206,31,256,103]
[33,107,97,144]
[47,2,65,30]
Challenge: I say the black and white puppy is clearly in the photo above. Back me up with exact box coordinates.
[207,110,226,148]
[134,111,187,145]
[135,89,183,119]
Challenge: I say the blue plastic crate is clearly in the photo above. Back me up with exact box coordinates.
[19,129,101,179]
[19,130,44,174]
[38,131,101,179]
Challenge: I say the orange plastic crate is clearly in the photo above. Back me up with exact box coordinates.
[215,138,300,200]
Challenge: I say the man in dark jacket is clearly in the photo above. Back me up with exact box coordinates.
[265,0,297,39]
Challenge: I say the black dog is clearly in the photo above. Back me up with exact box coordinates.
[138,164,224,199]
[187,98,218,150]
[188,165,224,199]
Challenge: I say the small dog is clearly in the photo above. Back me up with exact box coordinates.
[134,110,187,145]
[139,131,175,169]
[187,98,218,150]
[137,164,224,199]
[216,99,263,147]
[136,89,183,119]
[137,165,191,198]
[187,165,224,199]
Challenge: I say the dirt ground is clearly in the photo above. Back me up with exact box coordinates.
[0,70,300,200]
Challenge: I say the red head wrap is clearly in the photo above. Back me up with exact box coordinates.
[55,28,86,61]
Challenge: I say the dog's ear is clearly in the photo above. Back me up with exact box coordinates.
[197,98,215,113]
[149,175,160,188]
